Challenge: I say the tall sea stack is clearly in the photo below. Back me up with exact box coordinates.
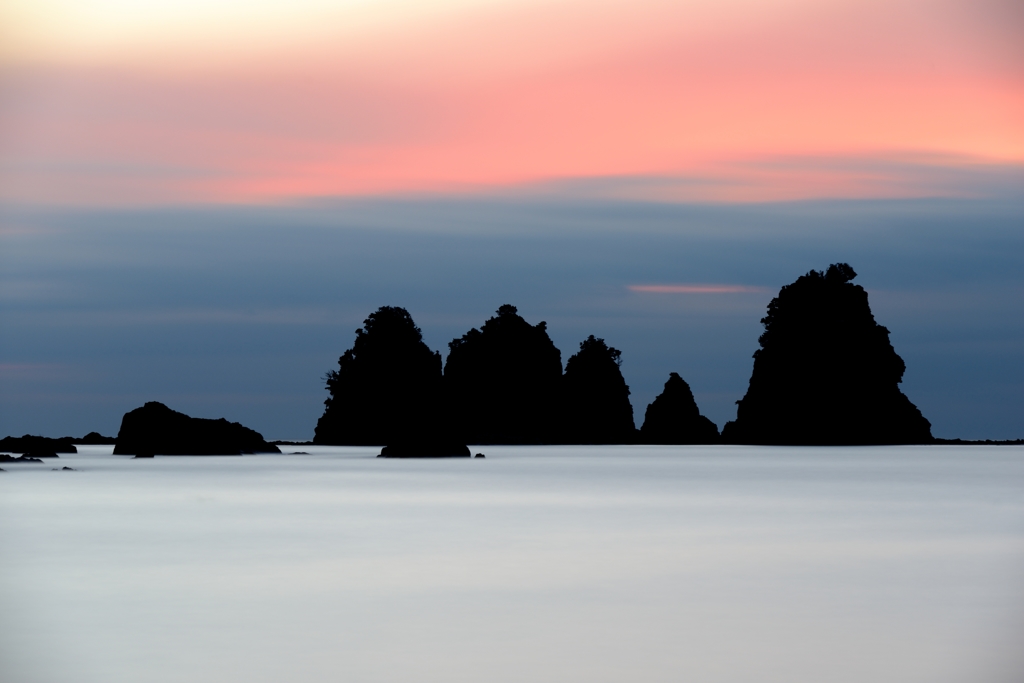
[640,373,719,444]
[444,305,563,444]
[314,306,467,455]
[560,335,637,444]
[721,263,932,445]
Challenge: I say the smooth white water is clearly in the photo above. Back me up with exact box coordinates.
[2,445,1022,683]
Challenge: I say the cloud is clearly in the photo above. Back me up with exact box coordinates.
[628,285,766,294]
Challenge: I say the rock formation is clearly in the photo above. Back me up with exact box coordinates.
[113,402,281,455]
[560,335,638,444]
[0,455,44,463]
[75,432,117,444]
[444,305,563,444]
[640,373,720,444]
[0,435,77,454]
[314,306,467,456]
[721,263,933,445]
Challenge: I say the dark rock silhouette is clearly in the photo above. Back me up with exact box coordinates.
[721,263,933,445]
[0,455,43,463]
[444,305,563,444]
[378,442,470,458]
[560,335,638,444]
[315,306,468,457]
[25,452,60,458]
[0,435,77,454]
[75,432,117,445]
[113,402,281,455]
[640,373,720,444]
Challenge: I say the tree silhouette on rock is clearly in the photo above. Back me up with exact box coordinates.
[721,263,933,445]
[315,306,467,455]
[640,373,720,444]
[443,305,563,444]
[560,335,637,444]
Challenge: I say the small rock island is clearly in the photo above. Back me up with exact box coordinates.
[113,402,281,456]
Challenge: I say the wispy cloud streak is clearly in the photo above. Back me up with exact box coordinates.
[628,285,766,294]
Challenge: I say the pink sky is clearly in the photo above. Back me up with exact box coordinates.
[1,0,1021,205]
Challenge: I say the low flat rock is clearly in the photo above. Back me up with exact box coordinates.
[0,435,77,454]
[113,402,281,456]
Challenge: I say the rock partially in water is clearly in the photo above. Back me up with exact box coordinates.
[378,442,471,458]
[75,432,117,445]
[443,305,563,445]
[113,402,281,456]
[640,373,720,445]
[474,453,485,458]
[53,467,77,471]
[0,455,44,463]
[722,263,933,445]
[315,306,448,447]
[560,335,638,444]
[0,435,77,454]
[25,451,59,458]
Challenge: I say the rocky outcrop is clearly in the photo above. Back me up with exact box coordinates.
[0,455,44,463]
[444,305,564,444]
[74,432,117,445]
[640,373,719,444]
[721,263,933,445]
[113,402,281,455]
[0,435,77,454]
[560,335,638,444]
[314,306,468,457]
[378,442,471,458]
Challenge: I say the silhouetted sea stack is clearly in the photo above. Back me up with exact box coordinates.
[444,305,563,444]
[640,373,720,444]
[113,402,281,455]
[0,435,77,454]
[315,306,468,457]
[561,335,638,444]
[721,263,933,445]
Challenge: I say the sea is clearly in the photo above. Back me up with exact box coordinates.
[1,445,1022,683]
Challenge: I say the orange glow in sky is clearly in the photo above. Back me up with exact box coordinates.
[1,0,1021,205]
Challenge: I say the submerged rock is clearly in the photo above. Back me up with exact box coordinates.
[378,442,471,458]
[640,373,720,444]
[721,263,933,445]
[113,402,281,456]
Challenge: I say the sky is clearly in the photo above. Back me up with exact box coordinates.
[1,0,1022,439]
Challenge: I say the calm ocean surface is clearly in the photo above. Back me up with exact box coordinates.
[2,445,1022,683]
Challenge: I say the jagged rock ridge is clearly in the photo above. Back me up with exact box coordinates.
[641,373,719,444]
